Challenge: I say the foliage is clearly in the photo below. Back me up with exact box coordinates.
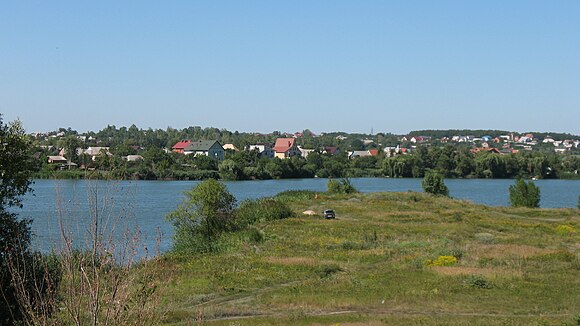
[463,275,493,289]
[509,179,541,208]
[327,178,358,194]
[274,190,319,202]
[235,198,294,228]
[0,117,56,324]
[421,171,449,197]
[166,180,236,252]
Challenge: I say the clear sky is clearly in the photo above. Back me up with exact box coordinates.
[1,1,579,135]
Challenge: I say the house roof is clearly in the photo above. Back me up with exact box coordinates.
[223,143,238,151]
[471,147,501,154]
[184,140,222,152]
[48,155,67,161]
[349,150,370,157]
[324,146,339,154]
[273,138,296,153]
[172,140,192,150]
[368,149,380,156]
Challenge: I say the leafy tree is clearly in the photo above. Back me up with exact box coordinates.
[1,118,59,324]
[422,171,449,197]
[509,179,540,208]
[166,179,236,252]
[57,135,82,165]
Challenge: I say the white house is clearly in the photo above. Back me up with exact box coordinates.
[247,144,275,158]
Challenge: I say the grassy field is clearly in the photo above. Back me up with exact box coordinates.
[148,191,579,325]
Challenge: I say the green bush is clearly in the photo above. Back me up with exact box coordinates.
[463,275,492,289]
[166,179,236,253]
[235,198,294,227]
[509,179,540,208]
[327,178,358,194]
[421,171,449,197]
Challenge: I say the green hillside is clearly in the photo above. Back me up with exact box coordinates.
[151,192,580,325]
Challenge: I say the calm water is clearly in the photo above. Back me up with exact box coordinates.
[15,178,580,254]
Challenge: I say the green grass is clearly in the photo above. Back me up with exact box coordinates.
[144,191,580,325]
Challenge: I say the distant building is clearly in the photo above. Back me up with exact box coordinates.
[124,155,144,162]
[247,144,275,158]
[172,140,192,154]
[223,143,238,151]
[273,138,301,159]
[48,156,68,164]
[184,140,225,160]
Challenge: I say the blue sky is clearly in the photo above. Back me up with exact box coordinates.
[1,1,579,135]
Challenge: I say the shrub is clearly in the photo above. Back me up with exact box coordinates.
[509,179,540,208]
[166,179,236,253]
[421,171,449,197]
[235,198,294,227]
[463,275,492,289]
[327,178,358,194]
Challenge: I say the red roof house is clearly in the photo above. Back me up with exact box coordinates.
[172,140,192,154]
[273,138,301,158]
[368,149,380,156]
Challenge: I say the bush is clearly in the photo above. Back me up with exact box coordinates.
[421,171,449,197]
[463,275,492,289]
[509,179,540,208]
[166,179,236,253]
[235,198,294,227]
[327,178,358,194]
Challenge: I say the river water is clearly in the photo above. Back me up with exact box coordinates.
[15,178,580,254]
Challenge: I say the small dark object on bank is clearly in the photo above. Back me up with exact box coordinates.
[324,209,336,219]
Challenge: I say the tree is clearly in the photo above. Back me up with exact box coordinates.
[57,135,82,166]
[422,171,449,197]
[509,179,540,208]
[166,179,236,252]
[0,117,52,323]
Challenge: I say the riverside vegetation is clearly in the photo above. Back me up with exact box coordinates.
[141,182,579,325]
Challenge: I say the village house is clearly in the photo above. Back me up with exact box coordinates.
[183,140,225,160]
[348,150,371,159]
[298,146,315,158]
[323,146,340,155]
[470,147,501,154]
[223,143,238,151]
[273,138,301,159]
[124,155,144,162]
[76,147,112,161]
[48,155,68,164]
[172,140,192,154]
[247,144,275,158]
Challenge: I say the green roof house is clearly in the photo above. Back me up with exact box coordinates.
[183,140,225,161]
